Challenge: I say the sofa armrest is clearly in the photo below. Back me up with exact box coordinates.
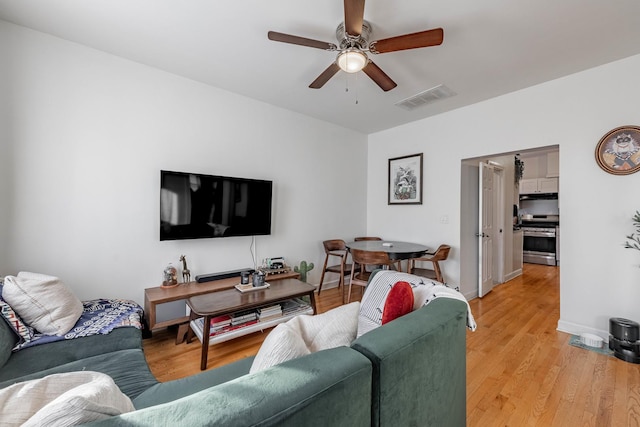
[351,298,467,427]
[86,346,372,427]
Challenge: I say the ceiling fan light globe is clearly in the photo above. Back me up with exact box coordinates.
[337,50,367,73]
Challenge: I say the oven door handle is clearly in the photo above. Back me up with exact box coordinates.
[523,231,555,238]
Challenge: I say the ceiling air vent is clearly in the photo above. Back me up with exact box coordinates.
[395,84,456,111]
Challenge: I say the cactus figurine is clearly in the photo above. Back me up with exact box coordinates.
[294,261,314,283]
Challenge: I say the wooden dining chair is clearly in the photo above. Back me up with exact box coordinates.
[353,236,402,271]
[348,249,394,303]
[408,244,451,283]
[318,239,353,300]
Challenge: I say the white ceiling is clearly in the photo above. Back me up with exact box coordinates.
[2,1,640,134]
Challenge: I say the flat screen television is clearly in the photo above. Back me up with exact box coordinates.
[160,170,272,241]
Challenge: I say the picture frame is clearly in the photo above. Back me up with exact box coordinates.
[388,153,423,205]
[595,125,640,175]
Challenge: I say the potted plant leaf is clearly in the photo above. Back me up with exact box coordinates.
[624,210,640,256]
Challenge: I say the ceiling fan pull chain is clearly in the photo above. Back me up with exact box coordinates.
[355,73,359,104]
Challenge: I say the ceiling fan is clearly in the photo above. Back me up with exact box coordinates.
[267,0,444,92]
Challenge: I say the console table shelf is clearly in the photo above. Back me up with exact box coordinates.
[144,271,301,334]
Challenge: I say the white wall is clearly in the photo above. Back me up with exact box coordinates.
[368,53,640,339]
[1,21,368,309]
[0,22,10,275]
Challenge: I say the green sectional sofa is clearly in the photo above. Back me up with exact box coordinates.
[0,298,467,426]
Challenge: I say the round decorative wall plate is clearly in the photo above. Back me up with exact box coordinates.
[595,125,640,175]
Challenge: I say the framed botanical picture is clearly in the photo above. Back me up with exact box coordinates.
[388,153,423,205]
[595,125,640,175]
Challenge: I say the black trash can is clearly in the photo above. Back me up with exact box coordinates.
[609,317,640,364]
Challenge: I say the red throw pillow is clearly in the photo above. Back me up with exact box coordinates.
[381,281,415,325]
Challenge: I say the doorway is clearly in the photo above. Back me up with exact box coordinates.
[459,145,560,300]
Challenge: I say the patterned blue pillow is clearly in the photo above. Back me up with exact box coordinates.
[0,286,35,348]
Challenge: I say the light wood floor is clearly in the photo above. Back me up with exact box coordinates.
[142,264,640,426]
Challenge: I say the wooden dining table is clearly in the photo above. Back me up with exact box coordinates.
[345,240,430,260]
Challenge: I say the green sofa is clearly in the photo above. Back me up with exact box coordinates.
[0,298,467,426]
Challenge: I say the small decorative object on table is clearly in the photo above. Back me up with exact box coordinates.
[294,261,314,283]
[162,264,179,288]
[235,282,270,293]
[179,255,191,283]
[253,270,267,287]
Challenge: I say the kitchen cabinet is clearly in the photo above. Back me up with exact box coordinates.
[546,152,559,177]
[519,177,558,194]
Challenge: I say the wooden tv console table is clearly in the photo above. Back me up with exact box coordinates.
[144,270,300,342]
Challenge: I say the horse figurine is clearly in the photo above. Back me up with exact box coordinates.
[179,255,191,283]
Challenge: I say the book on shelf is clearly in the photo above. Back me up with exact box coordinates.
[258,312,283,323]
[210,320,259,337]
[257,304,281,313]
[196,316,232,331]
[232,308,258,318]
[193,318,259,337]
[258,306,282,316]
[231,315,257,326]
[209,315,232,327]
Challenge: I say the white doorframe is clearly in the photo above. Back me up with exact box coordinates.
[494,166,505,284]
[478,162,494,297]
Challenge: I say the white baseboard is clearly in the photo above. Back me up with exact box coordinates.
[311,278,340,292]
[504,269,522,282]
[557,320,609,343]
[463,290,478,301]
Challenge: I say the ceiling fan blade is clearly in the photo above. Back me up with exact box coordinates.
[309,63,341,89]
[369,28,444,54]
[268,31,337,51]
[344,0,365,36]
[362,61,397,91]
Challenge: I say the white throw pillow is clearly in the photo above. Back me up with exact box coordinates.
[0,371,134,426]
[250,301,360,373]
[3,272,83,336]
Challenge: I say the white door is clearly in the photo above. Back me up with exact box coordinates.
[478,162,494,297]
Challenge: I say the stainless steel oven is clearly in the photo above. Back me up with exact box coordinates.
[522,226,557,266]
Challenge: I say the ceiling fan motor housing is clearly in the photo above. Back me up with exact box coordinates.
[336,20,372,49]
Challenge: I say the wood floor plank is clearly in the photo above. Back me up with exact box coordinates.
[143,263,640,426]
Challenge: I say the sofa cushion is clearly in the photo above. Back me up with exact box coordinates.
[90,347,373,427]
[249,302,360,373]
[0,348,158,400]
[381,281,414,325]
[352,298,468,427]
[0,316,18,369]
[0,327,144,383]
[3,272,83,336]
[133,356,254,409]
[0,371,134,426]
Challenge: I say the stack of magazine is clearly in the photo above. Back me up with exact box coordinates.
[231,309,258,326]
[281,298,312,316]
[257,304,283,322]
[195,311,257,337]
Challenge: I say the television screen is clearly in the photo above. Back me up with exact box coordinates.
[160,170,272,241]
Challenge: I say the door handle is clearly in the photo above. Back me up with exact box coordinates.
[475,232,490,238]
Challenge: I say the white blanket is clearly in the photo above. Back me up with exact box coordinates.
[0,371,134,426]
